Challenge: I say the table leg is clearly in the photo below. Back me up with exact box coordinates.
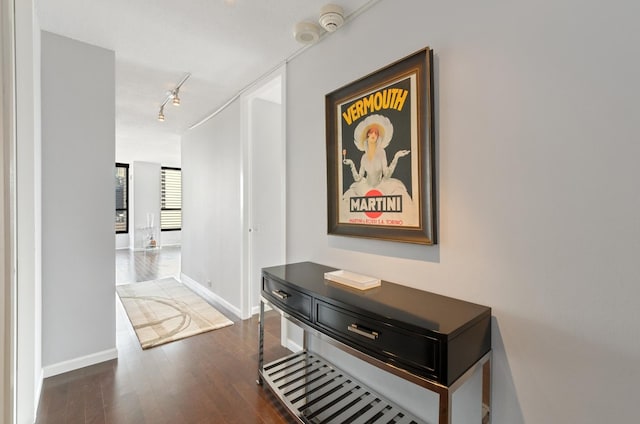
[257,299,265,385]
[482,357,491,423]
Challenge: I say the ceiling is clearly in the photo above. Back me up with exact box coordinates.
[37,0,376,166]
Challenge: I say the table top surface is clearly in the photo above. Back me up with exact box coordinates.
[263,261,491,337]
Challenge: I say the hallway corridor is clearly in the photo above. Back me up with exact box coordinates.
[36,246,291,423]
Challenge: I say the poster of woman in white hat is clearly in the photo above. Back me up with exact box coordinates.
[341,112,417,226]
[325,48,436,244]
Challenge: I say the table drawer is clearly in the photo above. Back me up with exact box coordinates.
[316,301,439,376]
[263,276,312,320]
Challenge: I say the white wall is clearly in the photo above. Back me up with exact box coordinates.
[116,138,180,170]
[181,100,242,313]
[131,161,161,249]
[41,32,116,375]
[161,230,181,246]
[115,233,129,249]
[15,1,41,421]
[286,0,640,423]
[0,0,10,417]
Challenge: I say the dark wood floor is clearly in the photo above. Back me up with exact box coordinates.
[36,247,294,423]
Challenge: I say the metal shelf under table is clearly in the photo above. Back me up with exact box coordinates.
[260,349,426,424]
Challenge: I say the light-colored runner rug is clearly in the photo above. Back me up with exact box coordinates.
[116,277,233,349]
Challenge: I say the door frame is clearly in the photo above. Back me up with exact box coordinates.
[240,65,287,319]
[1,0,17,421]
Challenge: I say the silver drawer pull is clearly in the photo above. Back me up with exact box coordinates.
[272,289,289,300]
[347,324,379,340]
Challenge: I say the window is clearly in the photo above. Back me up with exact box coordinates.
[161,167,182,231]
[115,163,129,233]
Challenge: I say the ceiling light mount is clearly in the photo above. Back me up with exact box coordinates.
[319,4,344,32]
[294,21,321,44]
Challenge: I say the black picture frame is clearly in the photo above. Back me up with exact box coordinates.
[326,47,436,245]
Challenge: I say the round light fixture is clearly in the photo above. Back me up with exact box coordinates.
[294,21,321,44]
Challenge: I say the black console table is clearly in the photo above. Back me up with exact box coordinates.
[258,262,492,424]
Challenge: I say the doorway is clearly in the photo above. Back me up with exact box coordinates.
[241,67,286,319]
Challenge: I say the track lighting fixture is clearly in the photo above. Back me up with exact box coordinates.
[172,88,181,106]
[156,73,190,122]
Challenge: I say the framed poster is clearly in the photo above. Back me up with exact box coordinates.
[326,48,436,245]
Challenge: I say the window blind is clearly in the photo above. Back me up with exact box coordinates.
[115,163,129,233]
[161,167,182,231]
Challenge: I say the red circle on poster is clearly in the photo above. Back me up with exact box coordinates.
[364,190,383,219]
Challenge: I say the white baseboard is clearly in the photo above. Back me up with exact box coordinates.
[280,316,304,352]
[42,348,118,378]
[251,303,273,316]
[286,338,303,352]
[180,273,242,320]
